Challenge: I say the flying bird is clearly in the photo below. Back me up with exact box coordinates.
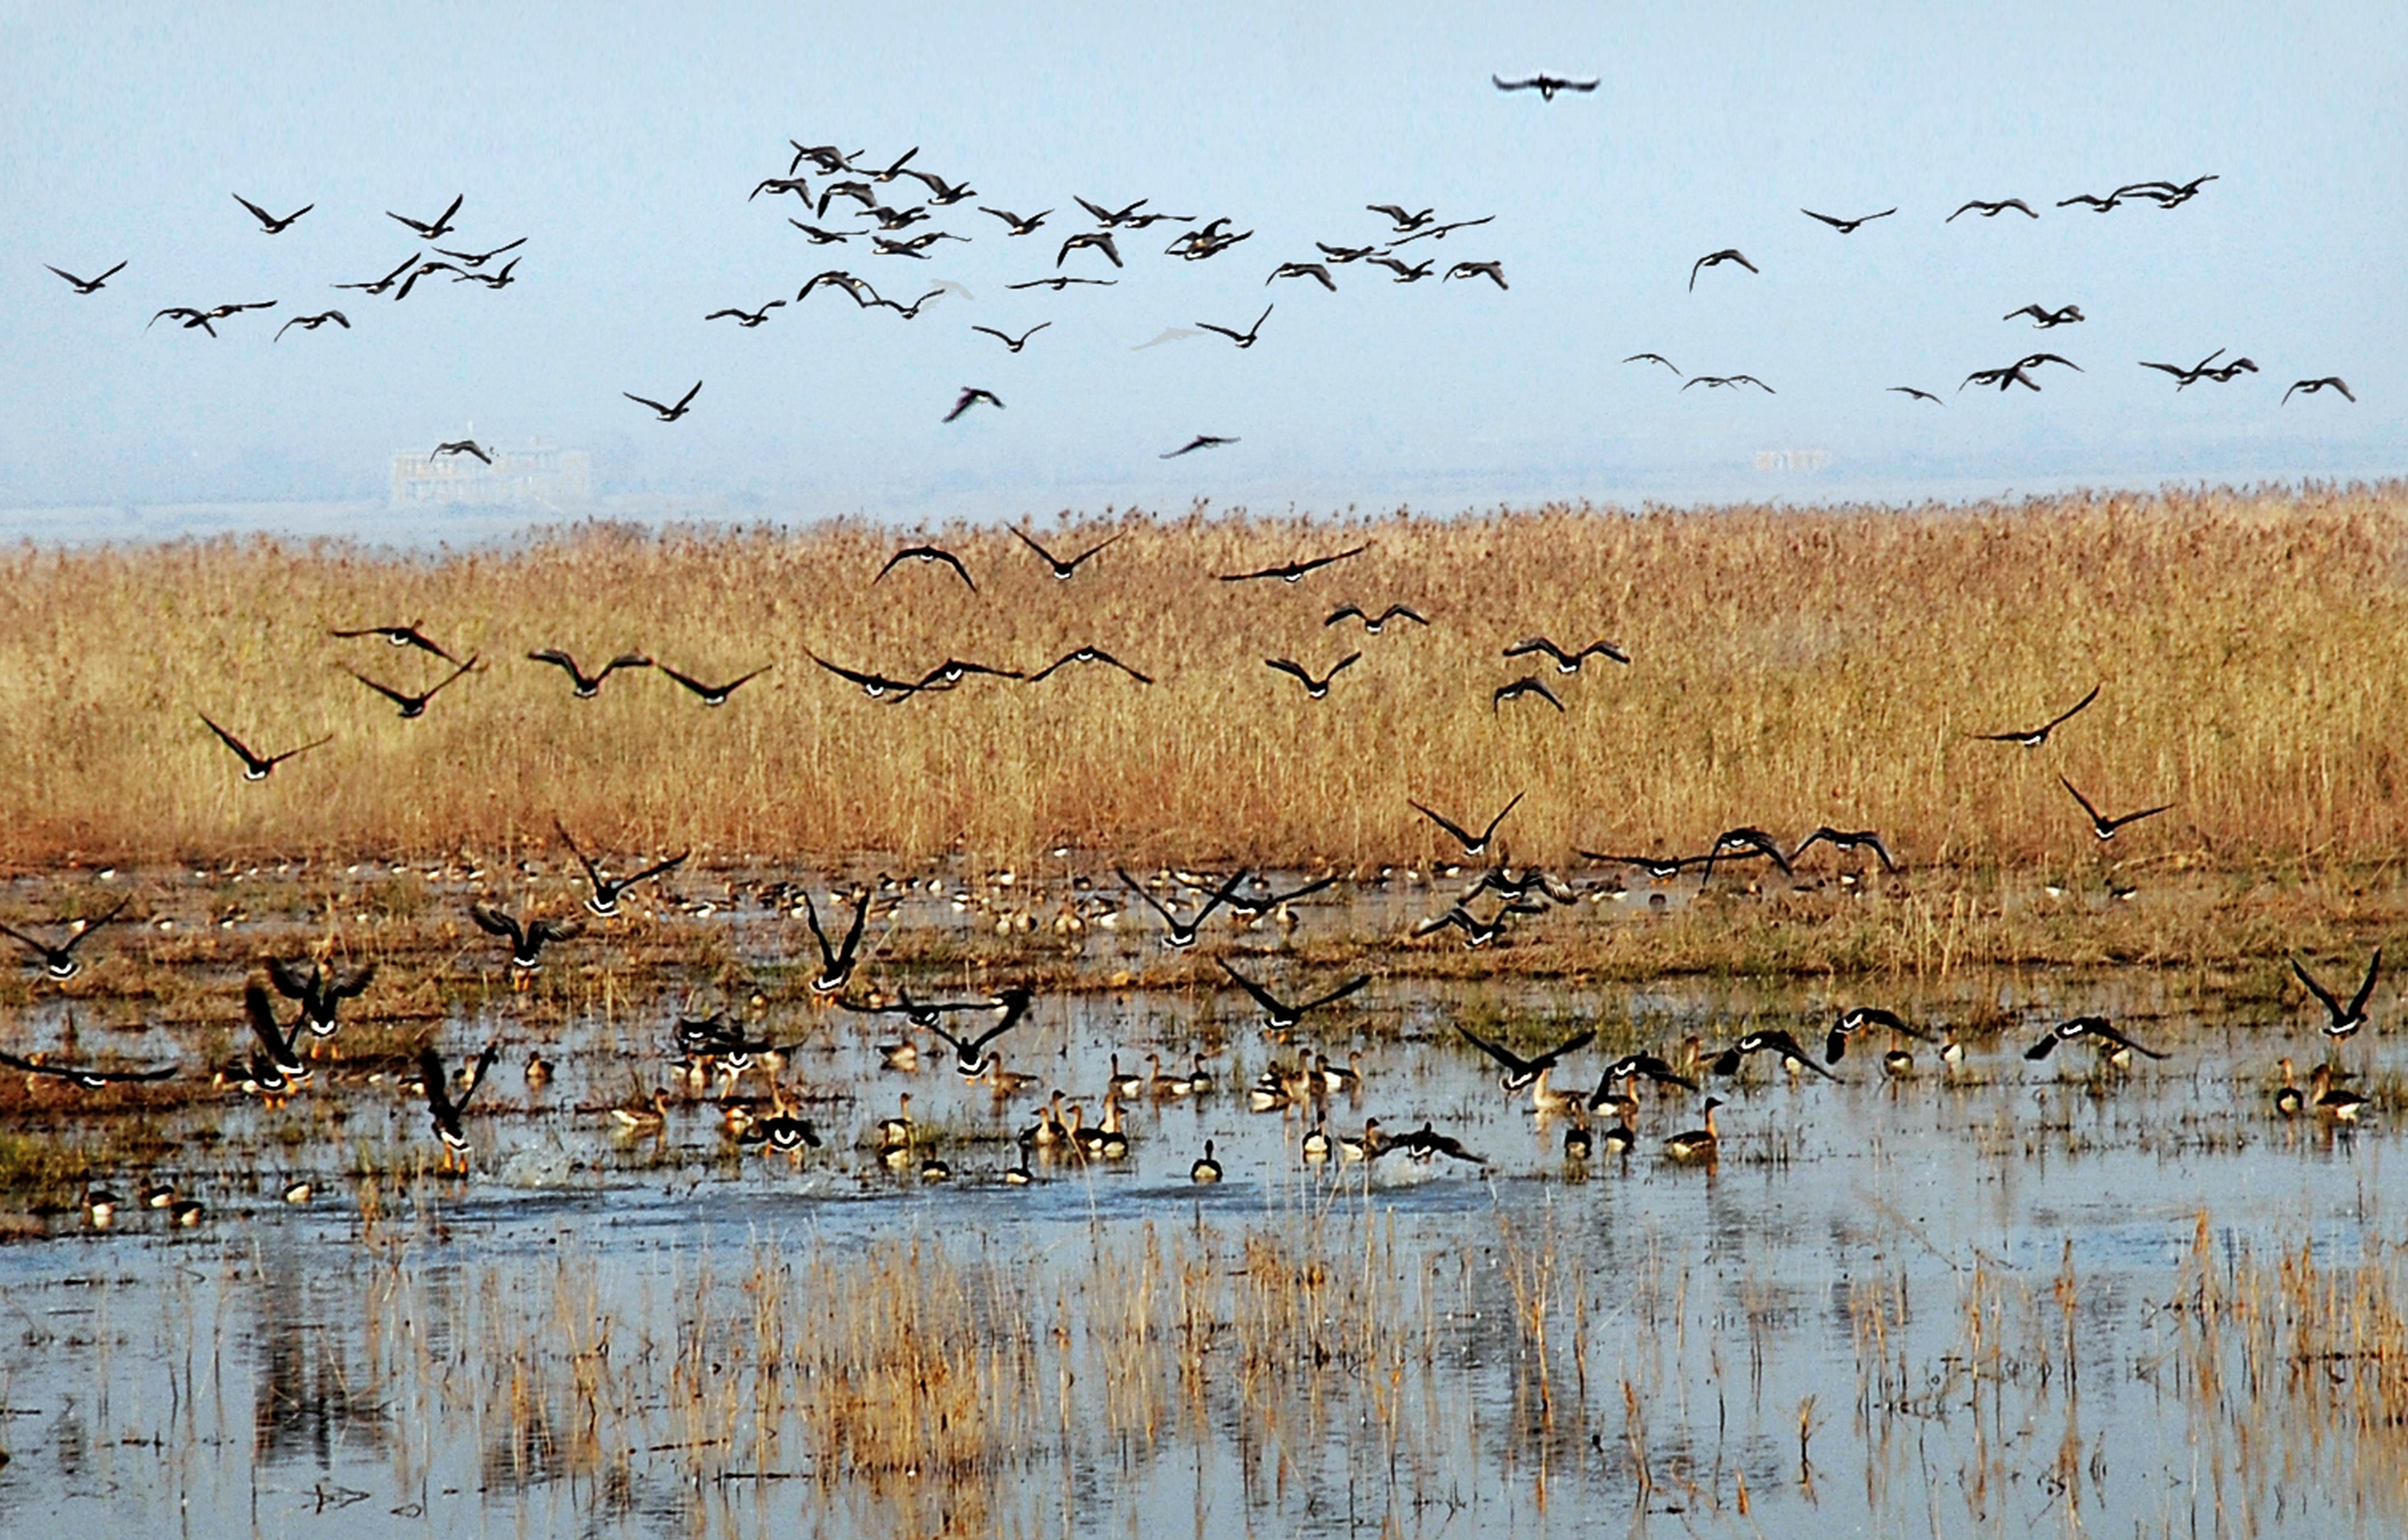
[944,386,1004,422]
[1712,1029,1837,1080]
[1801,207,1895,233]
[470,902,580,970]
[802,888,874,993]
[431,439,492,464]
[786,221,851,243]
[1367,204,1437,232]
[1325,603,1427,633]
[1057,230,1123,268]
[1074,195,1151,226]
[1457,1023,1595,1093]
[876,543,976,589]
[810,652,923,700]
[1008,275,1117,291]
[2292,950,2381,1040]
[1009,526,1120,578]
[1216,543,1367,582]
[1701,827,1792,879]
[1408,792,1524,857]
[1491,73,1598,99]
[2005,303,2084,328]
[331,621,454,660]
[527,648,651,697]
[1198,304,1274,348]
[1971,683,2100,746]
[233,194,312,233]
[1268,262,1336,291]
[436,237,527,267]
[1683,375,1775,393]
[1028,646,1152,685]
[1264,653,1361,698]
[1688,249,1757,291]
[391,260,468,301]
[923,988,1033,1077]
[1391,215,1497,246]
[2024,1016,2165,1062]
[1161,434,1238,458]
[2284,377,2355,403]
[1366,256,1434,283]
[332,253,420,295]
[386,194,464,239]
[45,260,126,294]
[1822,1006,1932,1065]
[972,322,1051,352]
[1117,867,1249,949]
[1791,827,1899,871]
[624,382,702,421]
[1494,676,1567,712]
[1888,386,1943,404]
[1369,1121,1487,1165]
[1444,260,1507,289]
[199,715,329,780]
[1504,636,1628,672]
[242,984,310,1082]
[1218,962,1371,1033]
[343,655,481,718]
[1623,353,1681,375]
[1947,198,2038,221]
[418,1041,502,1170]
[658,663,769,706]
[273,310,349,340]
[706,301,785,327]
[267,957,376,1039]
[0,1048,175,1088]
[2059,776,2172,840]
[980,206,1051,235]
[0,896,133,980]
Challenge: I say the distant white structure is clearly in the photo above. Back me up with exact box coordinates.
[389,440,592,508]
[1753,448,1831,473]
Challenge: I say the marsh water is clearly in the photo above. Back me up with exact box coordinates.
[0,867,2401,1538]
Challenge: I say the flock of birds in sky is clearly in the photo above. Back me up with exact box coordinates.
[37,75,2356,487]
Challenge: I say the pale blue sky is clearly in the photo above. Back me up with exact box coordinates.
[2,1,2400,523]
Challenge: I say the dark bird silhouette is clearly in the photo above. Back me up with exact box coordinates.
[624,382,702,421]
[751,175,815,202]
[1823,1006,1933,1065]
[455,258,519,288]
[810,652,923,700]
[242,983,310,1082]
[386,194,464,239]
[1491,71,1598,99]
[2284,377,2355,403]
[2292,950,2381,1040]
[1010,526,1120,578]
[2014,352,2083,376]
[419,1040,502,1168]
[391,260,467,301]
[1683,375,1775,393]
[658,663,769,706]
[2059,776,2172,840]
[1505,636,1628,672]
[2006,303,2084,328]
[1367,204,1436,232]
[1624,353,1681,374]
[1801,206,1895,233]
[803,889,873,993]
[944,386,1004,422]
[1408,792,1524,856]
[1325,603,1427,633]
[0,1047,175,1087]
[1888,386,1943,404]
[924,988,1033,1077]
[233,194,312,233]
[1198,304,1273,348]
[527,648,651,698]
[1590,1053,1700,1101]
[1222,871,1343,919]
[470,902,580,970]
[1792,827,1899,871]
[1444,260,1507,289]
[1028,646,1152,685]
[1219,962,1371,1032]
[332,621,455,661]
[872,231,966,258]
[1216,543,1367,582]
[45,260,126,294]
[2056,192,2126,213]
[867,287,950,320]
[1458,1023,1595,1093]
[787,142,859,175]
[980,206,1051,235]
[1161,434,1239,458]
[1412,904,1511,947]
[913,657,1024,692]
[2113,175,2218,204]
[816,179,878,215]
[876,543,976,589]
[332,253,419,295]
[1007,275,1117,291]
[798,269,879,304]
[435,237,527,267]
[1712,1029,1836,1080]
[1366,256,1434,283]
[2025,1015,2164,1062]
[1688,249,1757,291]
[1702,826,1792,879]
[556,822,688,918]
[148,306,219,335]
[1578,850,1706,879]
[0,896,132,980]
[1391,215,1498,247]
[200,715,329,780]
[1265,653,1361,698]
[706,301,785,327]
[973,322,1051,352]
[1493,676,1567,712]
[273,310,349,340]
[431,439,492,464]
[1268,261,1336,291]
[344,655,480,718]
[1075,195,1152,226]
[787,221,852,243]
[1316,242,1381,263]
[1117,867,1248,949]
[1961,365,2040,393]
[1057,230,1122,268]
[267,957,376,1038]
[1371,1121,1487,1165]
[1947,198,2038,221]
[1972,683,2099,746]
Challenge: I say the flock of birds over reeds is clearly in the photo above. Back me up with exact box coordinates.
[12,77,2374,1226]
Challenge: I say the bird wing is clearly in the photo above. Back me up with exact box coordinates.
[454,1041,504,1113]
[623,393,672,414]
[266,957,316,1000]
[1190,868,1252,924]
[1217,961,1285,1014]
[2350,948,2383,1018]
[244,985,293,1059]
[1478,791,1528,842]
[1299,974,1373,1014]
[1115,868,1177,924]
[1456,1023,1537,1078]
[2042,683,2102,732]
[2292,955,2346,1017]
[469,903,522,945]
[1408,800,1481,848]
[343,669,416,707]
[1264,659,1314,686]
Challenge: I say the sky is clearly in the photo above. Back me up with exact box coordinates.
[2,1,2402,529]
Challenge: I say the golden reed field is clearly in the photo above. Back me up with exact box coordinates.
[0,480,2402,871]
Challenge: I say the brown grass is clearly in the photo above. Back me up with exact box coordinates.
[4,481,2406,868]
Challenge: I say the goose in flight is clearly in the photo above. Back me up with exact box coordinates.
[1325,603,1426,633]
[392,260,470,300]
[1371,1121,1487,1166]
[1074,196,1151,226]
[45,260,126,294]
[273,310,349,340]
[433,236,527,268]
[803,888,873,993]
[1408,791,1524,856]
[1688,249,1757,291]
[1822,1006,1932,1065]
[1198,304,1273,348]
[332,621,454,660]
[872,231,965,258]
[786,221,851,243]
[798,269,879,304]
[1161,434,1237,458]
[923,988,1033,1077]
[1008,275,1117,291]
[1491,73,1598,99]
[1801,206,1895,233]
[344,654,480,718]
[943,386,1004,422]
[1947,198,2038,221]
[1444,260,1507,289]
[242,983,310,1082]
[2114,174,2218,204]
[1216,542,1367,582]
[527,648,651,697]
[1971,683,2099,746]
[386,194,464,239]
[0,896,133,980]
[267,957,376,1039]
[1218,961,1371,1032]
[2059,776,2172,840]
[658,663,769,706]
[555,824,688,919]
[2005,303,2084,328]
[1701,826,1791,879]
[1623,353,1680,374]
[418,1041,502,1171]
[878,542,975,589]
[431,439,492,464]
[1316,242,1381,263]
[1117,867,1249,949]
[1057,230,1122,268]
[980,206,1051,235]
[751,176,814,202]
[1961,364,2040,392]
[1683,374,1774,392]
[1010,525,1119,577]
[1029,646,1153,685]
[1791,827,1899,871]
[706,301,785,327]
[1457,1023,1595,1093]
[332,253,420,295]
[1367,256,1434,282]
[233,194,312,233]
[0,1047,175,1088]
[200,714,330,780]
[2284,377,2355,403]
[1391,215,1497,247]
[1712,1029,1836,1080]
[1505,636,1627,672]
[472,902,579,970]
[2024,1015,2165,1063]
[1367,204,1437,232]
[1268,261,1336,291]
[1888,386,1943,404]
[1264,653,1361,698]
[2291,950,2381,1040]
[624,381,702,421]
[810,651,923,700]
[972,322,1051,352]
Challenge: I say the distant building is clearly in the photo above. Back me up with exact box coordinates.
[389,440,592,508]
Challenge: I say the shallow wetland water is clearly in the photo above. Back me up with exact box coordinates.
[2,863,2405,1537]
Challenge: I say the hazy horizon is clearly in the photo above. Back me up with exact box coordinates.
[5,2,2400,529]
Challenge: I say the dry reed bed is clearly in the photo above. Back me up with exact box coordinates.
[2,482,2405,868]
